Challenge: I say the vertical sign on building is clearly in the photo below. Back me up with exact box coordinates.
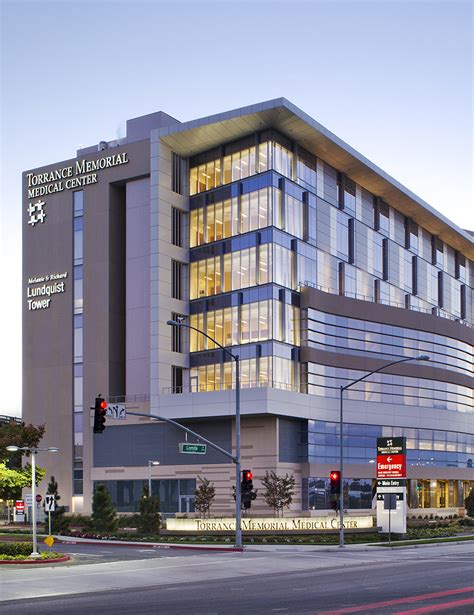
[376,437,407,535]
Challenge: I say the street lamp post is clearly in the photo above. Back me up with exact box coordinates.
[148,460,160,497]
[338,355,430,548]
[167,319,242,549]
[6,445,59,558]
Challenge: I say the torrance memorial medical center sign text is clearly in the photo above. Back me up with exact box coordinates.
[25,152,129,198]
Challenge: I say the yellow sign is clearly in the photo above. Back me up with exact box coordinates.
[43,535,55,548]
[166,516,374,532]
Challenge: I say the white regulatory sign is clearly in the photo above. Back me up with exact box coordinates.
[44,494,56,512]
[106,404,126,420]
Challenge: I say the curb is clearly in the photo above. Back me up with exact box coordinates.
[56,538,244,552]
[0,555,71,565]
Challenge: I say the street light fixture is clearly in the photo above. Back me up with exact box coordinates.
[148,460,160,497]
[167,318,242,549]
[6,445,59,558]
[338,354,430,548]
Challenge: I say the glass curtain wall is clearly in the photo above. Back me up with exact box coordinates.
[190,187,305,247]
[189,243,294,299]
[190,301,299,350]
[190,356,297,392]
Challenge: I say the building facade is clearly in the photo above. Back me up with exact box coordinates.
[22,99,474,516]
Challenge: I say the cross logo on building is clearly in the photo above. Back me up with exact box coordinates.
[27,200,46,227]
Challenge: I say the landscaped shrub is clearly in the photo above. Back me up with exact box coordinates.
[0,542,33,556]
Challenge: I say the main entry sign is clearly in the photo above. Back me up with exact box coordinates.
[376,437,406,479]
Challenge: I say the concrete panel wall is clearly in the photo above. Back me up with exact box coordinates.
[150,136,188,409]
[126,178,150,397]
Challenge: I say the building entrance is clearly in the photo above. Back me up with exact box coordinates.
[179,495,195,513]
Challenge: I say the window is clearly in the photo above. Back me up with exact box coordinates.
[375,199,390,235]
[382,238,389,281]
[455,252,466,281]
[171,313,184,352]
[172,207,183,247]
[172,366,183,394]
[171,260,184,300]
[73,189,84,496]
[432,237,444,268]
[172,153,184,194]
[405,218,418,252]
[343,177,356,215]
[73,191,84,216]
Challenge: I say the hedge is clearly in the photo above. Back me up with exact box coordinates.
[0,542,34,556]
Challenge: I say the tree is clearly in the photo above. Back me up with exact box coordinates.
[44,476,67,533]
[0,421,45,465]
[137,484,161,534]
[261,471,296,517]
[465,488,474,517]
[88,485,118,533]
[0,462,45,501]
[194,477,215,518]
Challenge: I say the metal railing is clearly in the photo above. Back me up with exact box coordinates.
[107,394,150,404]
[0,415,22,424]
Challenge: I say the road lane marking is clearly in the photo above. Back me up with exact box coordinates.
[394,597,474,614]
[318,585,474,614]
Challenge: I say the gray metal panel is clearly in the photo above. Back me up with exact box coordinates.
[279,417,304,463]
[94,419,232,467]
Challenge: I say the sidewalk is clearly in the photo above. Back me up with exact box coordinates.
[55,534,474,552]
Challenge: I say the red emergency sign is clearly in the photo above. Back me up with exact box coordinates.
[376,453,406,478]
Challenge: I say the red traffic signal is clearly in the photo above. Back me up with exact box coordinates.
[93,395,108,434]
[330,470,341,495]
[243,470,253,481]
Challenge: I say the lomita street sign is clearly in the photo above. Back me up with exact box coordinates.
[179,443,207,455]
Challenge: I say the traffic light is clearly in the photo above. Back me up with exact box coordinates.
[241,470,254,509]
[330,470,340,495]
[93,395,108,434]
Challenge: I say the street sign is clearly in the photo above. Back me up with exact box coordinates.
[376,437,406,456]
[377,492,403,502]
[35,494,42,503]
[15,500,25,512]
[376,454,406,479]
[44,495,56,512]
[44,535,55,548]
[25,494,33,505]
[179,443,207,455]
[377,479,406,488]
[106,404,126,419]
[383,493,398,510]
[14,500,25,523]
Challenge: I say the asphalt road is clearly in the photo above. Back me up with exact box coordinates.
[50,540,193,564]
[1,542,473,614]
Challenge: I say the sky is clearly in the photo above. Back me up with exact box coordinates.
[0,0,472,418]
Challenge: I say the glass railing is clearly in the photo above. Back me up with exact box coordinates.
[162,380,301,395]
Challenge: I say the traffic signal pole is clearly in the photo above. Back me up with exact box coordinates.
[339,386,344,548]
[234,356,242,548]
